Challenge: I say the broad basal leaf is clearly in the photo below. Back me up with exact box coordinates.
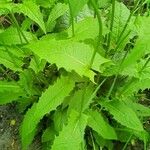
[20,76,74,150]
[0,81,24,104]
[51,110,88,150]
[100,100,143,131]
[26,39,110,81]
[87,109,117,140]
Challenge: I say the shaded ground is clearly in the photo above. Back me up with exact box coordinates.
[0,104,22,150]
[0,104,42,150]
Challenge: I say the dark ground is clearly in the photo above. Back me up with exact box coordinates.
[0,104,22,150]
[0,104,42,150]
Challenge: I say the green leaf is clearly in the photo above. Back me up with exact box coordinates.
[51,110,88,150]
[87,109,117,140]
[15,1,46,33]
[0,0,11,3]
[100,100,143,131]
[53,109,68,132]
[75,4,93,21]
[118,78,150,97]
[124,100,150,117]
[46,3,68,32]
[36,0,56,8]
[42,126,56,143]
[68,0,88,17]
[98,0,111,8]
[68,17,99,41]
[26,39,110,81]
[112,2,130,40]
[0,2,13,15]
[121,16,150,69]
[42,16,109,41]
[110,1,134,50]
[20,76,74,150]
[0,46,24,71]
[0,81,24,104]
[116,127,149,143]
[68,84,95,113]
[0,27,37,45]
[136,16,150,41]
[93,132,114,150]
[19,69,39,96]
[121,40,147,70]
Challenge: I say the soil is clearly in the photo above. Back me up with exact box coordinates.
[0,104,22,150]
[0,104,42,150]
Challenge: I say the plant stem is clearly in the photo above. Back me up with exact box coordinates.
[90,130,96,150]
[106,75,117,99]
[9,13,42,71]
[119,56,150,97]
[106,48,129,99]
[10,14,23,44]
[144,134,147,150]
[116,0,140,45]
[122,134,133,150]
[111,30,131,59]
[106,0,115,56]
[111,0,140,58]
[140,57,150,73]
[68,0,75,37]
[90,78,107,100]
[10,13,29,44]
[89,0,103,67]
